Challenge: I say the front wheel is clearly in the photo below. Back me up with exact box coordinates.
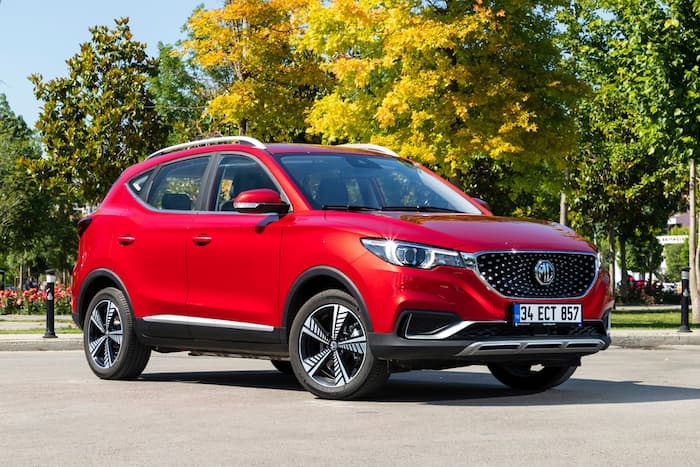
[83,287,151,380]
[488,363,577,391]
[289,289,389,399]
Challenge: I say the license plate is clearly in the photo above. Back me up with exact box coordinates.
[514,303,582,325]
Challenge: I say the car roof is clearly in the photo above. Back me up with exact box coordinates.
[145,136,402,161]
[264,143,399,158]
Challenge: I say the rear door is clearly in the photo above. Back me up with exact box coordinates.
[118,155,210,336]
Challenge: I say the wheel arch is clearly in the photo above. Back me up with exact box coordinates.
[282,266,372,343]
[76,269,132,329]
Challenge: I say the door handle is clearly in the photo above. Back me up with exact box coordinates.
[117,235,136,246]
[192,235,212,246]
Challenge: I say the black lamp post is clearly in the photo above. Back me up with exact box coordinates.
[679,267,692,333]
[43,269,57,338]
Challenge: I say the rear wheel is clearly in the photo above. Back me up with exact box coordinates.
[83,287,151,380]
[289,289,389,399]
[488,363,577,391]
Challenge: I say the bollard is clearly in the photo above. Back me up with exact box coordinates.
[43,269,57,339]
[679,267,692,333]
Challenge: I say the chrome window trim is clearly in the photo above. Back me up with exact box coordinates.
[125,151,293,215]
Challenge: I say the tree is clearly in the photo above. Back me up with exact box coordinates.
[626,237,664,285]
[300,0,578,210]
[149,42,208,144]
[181,0,330,140]
[28,18,170,206]
[559,1,686,302]
[663,227,689,282]
[0,93,39,255]
[0,94,77,281]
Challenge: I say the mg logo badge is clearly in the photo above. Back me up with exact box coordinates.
[534,260,555,286]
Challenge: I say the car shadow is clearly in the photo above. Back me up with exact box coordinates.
[375,371,700,406]
[140,370,305,392]
[138,369,700,406]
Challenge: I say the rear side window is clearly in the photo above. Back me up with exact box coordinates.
[146,157,210,211]
[128,170,153,200]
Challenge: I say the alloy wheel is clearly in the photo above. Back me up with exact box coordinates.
[86,299,124,369]
[298,303,367,387]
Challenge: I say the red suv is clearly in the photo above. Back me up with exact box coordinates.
[72,137,613,399]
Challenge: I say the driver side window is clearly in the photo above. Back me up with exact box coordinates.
[211,155,278,212]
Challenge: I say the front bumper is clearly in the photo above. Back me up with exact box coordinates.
[368,317,611,364]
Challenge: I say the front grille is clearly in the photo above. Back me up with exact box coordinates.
[450,322,606,341]
[475,252,597,299]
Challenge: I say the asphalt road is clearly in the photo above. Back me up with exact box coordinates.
[1,347,699,467]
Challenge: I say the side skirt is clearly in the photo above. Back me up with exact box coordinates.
[134,317,288,358]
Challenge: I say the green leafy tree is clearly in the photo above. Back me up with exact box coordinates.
[626,236,664,285]
[559,1,685,301]
[28,18,170,206]
[663,227,689,282]
[0,94,77,281]
[149,42,208,144]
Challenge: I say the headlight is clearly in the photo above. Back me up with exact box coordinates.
[361,238,464,269]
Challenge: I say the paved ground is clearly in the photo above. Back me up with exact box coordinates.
[2,312,700,351]
[1,347,699,466]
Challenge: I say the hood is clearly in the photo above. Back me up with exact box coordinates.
[375,213,595,253]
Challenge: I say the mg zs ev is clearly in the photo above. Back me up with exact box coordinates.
[72,136,613,399]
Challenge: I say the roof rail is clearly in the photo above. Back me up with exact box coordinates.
[146,136,267,160]
[339,143,401,158]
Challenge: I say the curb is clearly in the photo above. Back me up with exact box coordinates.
[0,335,82,351]
[610,330,700,348]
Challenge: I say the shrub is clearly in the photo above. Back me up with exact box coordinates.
[0,285,72,315]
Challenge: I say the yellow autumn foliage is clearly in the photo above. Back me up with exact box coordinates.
[300,0,578,178]
[181,0,328,139]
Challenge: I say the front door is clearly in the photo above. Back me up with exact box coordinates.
[185,154,287,339]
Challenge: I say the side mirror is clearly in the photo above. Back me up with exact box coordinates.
[233,189,289,215]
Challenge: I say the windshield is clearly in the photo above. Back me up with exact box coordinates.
[276,153,481,214]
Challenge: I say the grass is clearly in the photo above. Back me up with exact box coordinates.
[0,327,82,335]
[612,308,697,329]
[0,318,74,322]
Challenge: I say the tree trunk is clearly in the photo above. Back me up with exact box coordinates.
[620,237,629,303]
[559,168,569,226]
[608,219,616,303]
[559,192,568,226]
[691,158,700,323]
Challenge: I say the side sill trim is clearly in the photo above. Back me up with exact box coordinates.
[142,314,274,332]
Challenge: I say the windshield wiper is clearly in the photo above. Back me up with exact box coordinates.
[322,205,378,211]
[380,206,461,213]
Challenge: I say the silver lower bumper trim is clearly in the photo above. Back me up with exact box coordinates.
[456,338,607,357]
[405,319,508,340]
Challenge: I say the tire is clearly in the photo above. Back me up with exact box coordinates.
[83,287,151,380]
[488,363,577,391]
[271,359,294,375]
[289,289,389,399]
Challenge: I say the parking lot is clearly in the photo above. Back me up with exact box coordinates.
[1,347,699,466]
